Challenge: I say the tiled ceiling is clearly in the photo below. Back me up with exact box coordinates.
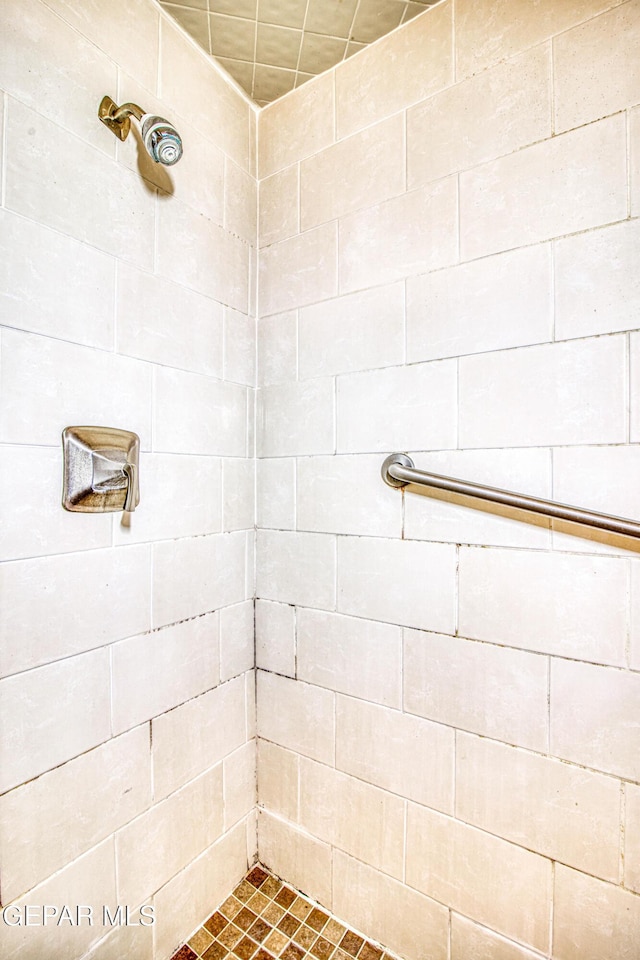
[161,0,440,106]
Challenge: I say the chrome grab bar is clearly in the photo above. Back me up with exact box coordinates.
[381,453,640,540]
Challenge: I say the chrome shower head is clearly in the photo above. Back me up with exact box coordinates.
[98,96,183,166]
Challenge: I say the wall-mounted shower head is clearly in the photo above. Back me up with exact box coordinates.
[98,96,183,166]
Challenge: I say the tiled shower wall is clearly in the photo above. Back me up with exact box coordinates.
[0,1,257,957]
[256,1,640,958]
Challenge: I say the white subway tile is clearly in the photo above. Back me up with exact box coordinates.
[406,804,552,952]
[222,459,255,532]
[297,609,401,707]
[629,333,640,443]
[258,311,297,385]
[626,783,640,894]
[112,614,220,735]
[336,1,453,139]
[451,914,546,960]
[0,649,110,792]
[0,726,151,902]
[336,695,454,813]
[255,599,296,677]
[257,459,295,530]
[459,337,626,448]
[257,810,332,908]
[259,164,299,247]
[0,544,151,677]
[408,45,551,187]
[338,536,456,633]
[460,115,627,261]
[154,366,247,456]
[456,733,621,882]
[259,71,334,179]
[153,532,247,626]
[551,659,640,781]
[258,378,335,457]
[257,671,335,765]
[219,599,254,681]
[225,157,257,244]
[554,864,640,960]
[0,210,115,349]
[404,630,548,752]
[257,529,336,608]
[458,546,627,665]
[152,675,247,801]
[259,222,338,316]
[224,308,256,387]
[258,740,299,821]
[406,245,552,362]
[339,179,458,294]
[299,283,405,379]
[224,741,256,830]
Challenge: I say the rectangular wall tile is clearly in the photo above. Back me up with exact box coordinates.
[632,106,640,218]
[258,740,299,822]
[259,165,299,247]
[408,45,551,187]
[460,115,627,261]
[222,459,255,532]
[259,222,338,316]
[456,733,621,881]
[551,659,640,781]
[257,671,335,765]
[553,864,640,960]
[338,536,457,633]
[224,308,256,388]
[257,458,295,530]
[404,630,548,752]
[336,695,454,813]
[406,245,552,363]
[339,178,458,294]
[459,337,626,448]
[257,530,336,608]
[224,741,256,829]
[219,600,254,680]
[258,378,335,457]
[297,609,402,707]
[257,811,332,909]
[255,600,296,677]
[458,546,627,664]
[258,312,298,386]
[154,367,247,457]
[259,71,334,178]
[451,914,546,960]
[225,157,257,244]
[406,804,552,952]
[625,783,640,894]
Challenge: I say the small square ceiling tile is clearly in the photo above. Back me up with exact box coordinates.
[295,73,314,88]
[253,63,296,102]
[163,3,210,51]
[257,0,308,29]
[305,0,358,39]
[210,0,257,18]
[210,13,256,62]
[345,40,366,59]
[403,1,430,21]
[217,57,255,96]
[298,33,347,74]
[256,23,302,70]
[350,0,405,43]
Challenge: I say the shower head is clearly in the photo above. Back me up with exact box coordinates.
[98,96,183,166]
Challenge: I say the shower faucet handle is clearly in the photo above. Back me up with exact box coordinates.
[62,426,140,514]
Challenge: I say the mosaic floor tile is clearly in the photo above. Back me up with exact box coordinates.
[171,866,402,960]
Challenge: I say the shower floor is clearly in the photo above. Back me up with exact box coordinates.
[171,866,401,960]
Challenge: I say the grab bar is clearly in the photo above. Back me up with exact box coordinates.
[381,453,640,539]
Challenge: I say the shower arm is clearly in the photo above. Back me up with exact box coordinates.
[98,96,144,141]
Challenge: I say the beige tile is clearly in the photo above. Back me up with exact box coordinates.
[254,64,296,102]
[631,333,640,443]
[258,810,332,908]
[299,282,404,379]
[259,70,334,178]
[298,33,346,74]
[258,312,298,386]
[116,767,224,905]
[336,1,453,139]
[458,546,627,665]
[625,783,640,894]
[257,529,336,607]
[407,245,552,363]
[408,45,551,187]
[336,695,454,813]
[255,599,296,676]
[153,532,247,626]
[258,740,299,821]
[337,537,457,633]
[223,459,255,532]
[256,22,301,69]
[0,726,150,902]
[630,563,640,671]
[334,852,448,960]
[0,648,110,793]
[554,864,640,960]
[116,262,224,377]
[0,328,152,449]
[220,600,254,681]
[0,209,114,349]
[554,2,640,133]
[339,178,458,294]
[299,758,405,879]
[218,56,254,95]
[406,804,552,952]
[152,675,247,801]
[257,458,295,530]
[450,914,545,960]
[460,115,627,261]
[259,165,299,247]
[404,630,548,752]
[456,733,621,882]
[224,308,256,387]
[165,3,209,52]
[259,222,338,315]
[225,157,257,244]
[350,0,404,43]
[258,378,334,457]
[210,12,256,60]
[551,659,640,781]
[259,0,306,29]
[403,447,552,550]
[297,455,402,538]
[455,0,620,79]
[337,359,456,453]
[224,741,256,829]
[301,114,404,230]
[111,613,220,735]
[297,609,402,707]
[459,337,626,448]
[257,671,335,765]
[81,915,153,960]
[154,366,247,456]
[632,107,640,218]
[0,545,151,677]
